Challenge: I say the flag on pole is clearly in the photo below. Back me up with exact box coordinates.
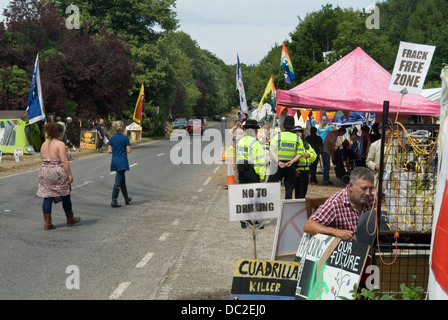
[281,43,295,84]
[133,84,145,124]
[257,75,275,111]
[26,54,45,124]
[236,55,248,116]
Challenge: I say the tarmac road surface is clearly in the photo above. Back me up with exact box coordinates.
[0,122,342,300]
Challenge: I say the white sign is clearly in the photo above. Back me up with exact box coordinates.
[389,41,436,95]
[271,199,308,261]
[228,182,281,222]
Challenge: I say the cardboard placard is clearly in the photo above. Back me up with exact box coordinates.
[228,182,281,222]
[80,131,97,150]
[230,259,301,300]
[294,233,370,300]
[271,199,308,261]
[389,41,436,95]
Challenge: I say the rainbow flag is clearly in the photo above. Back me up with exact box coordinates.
[281,43,295,84]
[133,84,145,124]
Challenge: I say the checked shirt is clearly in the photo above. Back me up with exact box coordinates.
[309,187,374,233]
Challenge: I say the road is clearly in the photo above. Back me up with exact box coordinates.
[0,123,276,300]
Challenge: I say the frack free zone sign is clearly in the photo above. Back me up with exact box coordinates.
[389,41,436,95]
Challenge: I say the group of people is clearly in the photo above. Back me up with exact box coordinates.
[37,119,133,230]
[232,112,387,243]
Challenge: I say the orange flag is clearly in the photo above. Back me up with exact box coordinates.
[326,111,336,123]
[313,111,324,124]
[300,109,310,122]
[133,84,145,124]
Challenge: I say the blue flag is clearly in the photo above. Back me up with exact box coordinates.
[27,54,45,124]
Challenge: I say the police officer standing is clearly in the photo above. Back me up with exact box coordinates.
[293,126,317,199]
[236,119,267,228]
[268,115,304,199]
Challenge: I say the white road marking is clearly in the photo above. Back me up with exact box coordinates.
[197,188,203,193]
[130,163,138,168]
[75,181,92,189]
[136,252,154,268]
[158,233,170,241]
[213,166,220,174]
[157,153,165,157]
[109,282,131,300]
[172,218,180,226]
[203,177,212,186]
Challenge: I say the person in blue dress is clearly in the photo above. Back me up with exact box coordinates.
[108,120,132,207]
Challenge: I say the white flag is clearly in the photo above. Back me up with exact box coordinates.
[236,54,248,115]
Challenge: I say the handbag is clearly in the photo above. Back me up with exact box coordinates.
[53,196,62,204]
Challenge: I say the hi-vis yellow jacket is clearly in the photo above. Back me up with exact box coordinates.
[269,131,305,162]
[296,138,317,171]
[236,136,267,180]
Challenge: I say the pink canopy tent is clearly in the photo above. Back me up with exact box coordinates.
[276,47,440,116]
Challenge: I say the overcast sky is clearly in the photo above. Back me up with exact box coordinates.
[1,0,378,65]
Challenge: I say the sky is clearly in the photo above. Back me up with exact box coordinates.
[1,0,378,65]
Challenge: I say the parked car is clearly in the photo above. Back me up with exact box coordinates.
[172,118,187,129]
[186,119,204,135]
[213,115,221,122]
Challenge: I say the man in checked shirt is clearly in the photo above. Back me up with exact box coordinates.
[303,167,375,241]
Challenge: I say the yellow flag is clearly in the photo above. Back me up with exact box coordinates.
[257,75,274,111]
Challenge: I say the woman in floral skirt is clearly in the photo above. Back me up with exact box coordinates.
[37,123,80,230]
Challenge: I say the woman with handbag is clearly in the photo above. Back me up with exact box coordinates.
[108,120,132,207]
[37,123,81,230]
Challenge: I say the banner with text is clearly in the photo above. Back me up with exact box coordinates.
[389,41,436,95]
[294,233,370,300]
[230,259,300,300]
[228,182,281,222]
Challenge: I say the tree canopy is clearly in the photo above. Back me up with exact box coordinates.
[0,0,446,141]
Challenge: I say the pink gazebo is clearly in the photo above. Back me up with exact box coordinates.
[276,47,440,117]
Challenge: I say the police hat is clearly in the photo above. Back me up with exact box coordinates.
[283,115,295,129]
[292,125,303,133]
[243,119,260,129]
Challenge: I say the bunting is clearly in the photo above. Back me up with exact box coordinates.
[325,111,336,123]
[313,111,324,124]
[300,109,311,122]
